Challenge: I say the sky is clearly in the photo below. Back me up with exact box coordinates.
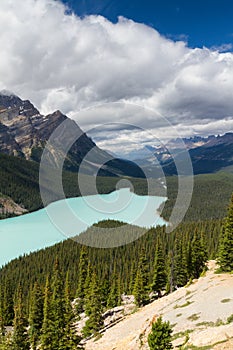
[62,0,233,50]
[0,0,233,153]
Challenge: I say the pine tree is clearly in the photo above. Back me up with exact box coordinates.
[166,249,175,294]
[2,279,14,326]
[40,277,54,350]
[173,235,188,288]
[107,265,121,308]
[28,282,44,350]
[50,259,66,349]
[0,287,5,336]
[83,261,93,300]
[186,241,193,279]
[41,268,80,350]
[151,239,167,297]
[0,332,12,350]
[133,248,150,306]
[191,231,206,278]
[12,287,30,350]
[100,272,110,308]
[59,273,81,350]
[82,271,103,337]
[133,268,144,306]
[76,246,88,313]
[219,194,233,271]
[148,316,173,350]
[129,262,137,294]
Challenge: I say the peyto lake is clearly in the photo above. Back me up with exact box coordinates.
[0,188,167,267]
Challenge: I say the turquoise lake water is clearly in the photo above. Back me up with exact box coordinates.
[0,189,166,267]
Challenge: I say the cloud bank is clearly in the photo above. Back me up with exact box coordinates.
[0,0,233,149]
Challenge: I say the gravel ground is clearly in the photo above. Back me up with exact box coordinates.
[85,261,233,350]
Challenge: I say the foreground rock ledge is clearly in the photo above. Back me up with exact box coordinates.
[85,261,233,350]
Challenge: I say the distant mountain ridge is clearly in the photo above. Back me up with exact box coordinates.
[0,91,144,177]
[120,133,233,175]
[164,133,233,175]
[187,132,233,174]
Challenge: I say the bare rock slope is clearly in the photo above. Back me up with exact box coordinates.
[85,261,233,350]
[0,194,27,215]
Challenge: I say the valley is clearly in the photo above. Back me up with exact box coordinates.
[1,1,233,349]
[0,98,233,349]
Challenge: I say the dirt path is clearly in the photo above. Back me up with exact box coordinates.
[85,261,233,350]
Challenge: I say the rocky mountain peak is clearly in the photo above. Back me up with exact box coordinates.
[0,92,145,177]
[0,92,96,164]
[0,89,16,97]
[0,90,23,110]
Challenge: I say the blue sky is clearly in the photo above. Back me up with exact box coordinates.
[61,0,233,50]
[1,0,233,150]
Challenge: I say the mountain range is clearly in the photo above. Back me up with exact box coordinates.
[1,90,233,179]
[120,133,233,175]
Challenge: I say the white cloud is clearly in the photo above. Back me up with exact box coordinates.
[0,0,233,151]
[210,43,233,52]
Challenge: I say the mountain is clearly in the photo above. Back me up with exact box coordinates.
[186,133,233,174]
[162,133,233,175]
[117,136,214,163]
[121,133,233,175]
[0,91,144,178]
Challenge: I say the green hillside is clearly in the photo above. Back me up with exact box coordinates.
[163,172,233,222]
[0,153,149,215]
[1,153,233,223]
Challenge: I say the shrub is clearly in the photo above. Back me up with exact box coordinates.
[148,316,173,350]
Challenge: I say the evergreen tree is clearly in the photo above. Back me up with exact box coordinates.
[0,287,5,336]
[173,235,188,288]
[151,239,167,297]
[82,271,103,337]
[186,241,193,279]
[166,249,175,294]
[28,282,44,350]
[133,248,150,306]
[0,332,12,350]
[129,262,137,294]
[117,273,122,306]
[100,272,110,308]
[59,273,81,350]
[133,268,144,306]
[191,231,206,278]
[219,194,233,271]
[107,265,121,308]
[148,316,173,350]
[83,261,93,300]
[12,287,30,350]
[50,259,66,349]
[2,279,14,326]
[76,246,88,313]
[40,277,54,350]
[41,268,80,350]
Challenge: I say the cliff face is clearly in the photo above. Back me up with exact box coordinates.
[0,96,104,172]
[0,91,108,165]
[0,91,145,177]
[0,93,72,160]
